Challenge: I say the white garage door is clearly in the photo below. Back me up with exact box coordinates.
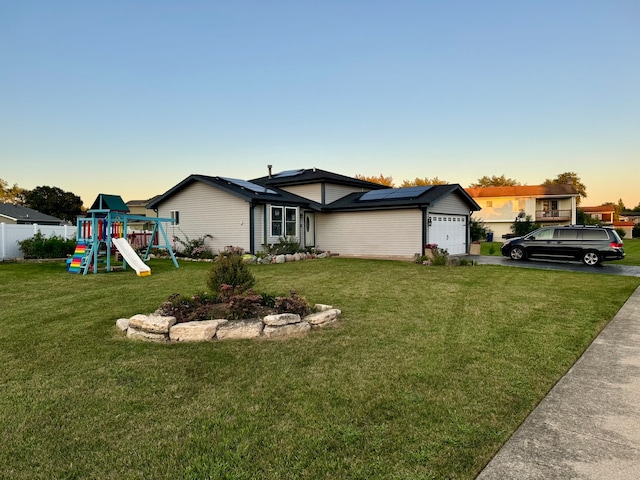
[428,215,467,255]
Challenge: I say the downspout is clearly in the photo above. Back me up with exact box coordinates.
[421,207,428,256]
[249,203,255,253]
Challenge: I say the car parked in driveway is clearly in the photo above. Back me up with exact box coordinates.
[501,225,625,266]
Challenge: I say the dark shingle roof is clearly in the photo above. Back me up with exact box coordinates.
[146,175,322,210]
[0,203,64,224]
[251,168,387,190]
[325,184,481,212]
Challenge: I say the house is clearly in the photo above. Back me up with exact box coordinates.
[465,185,579,239]
[620,211,640,225]
[613,221,634,239]
[125,196,161,231]
[147,167,481,258]
[0,203,64,225]
[580,205,615,224]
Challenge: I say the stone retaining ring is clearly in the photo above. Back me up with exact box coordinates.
[116,305,341,343]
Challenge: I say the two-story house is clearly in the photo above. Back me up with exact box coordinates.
[465,185,579,239]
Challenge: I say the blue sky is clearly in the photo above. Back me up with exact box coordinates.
[2,0,639,208]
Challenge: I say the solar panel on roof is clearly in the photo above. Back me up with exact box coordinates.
[273,169,305,178]
[220,177,277,194]
[360,189,394,201]
[360,186,432,201]
[386,186,432,198]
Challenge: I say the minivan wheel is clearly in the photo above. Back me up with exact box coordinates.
[509,246,526,261]
[582,250,601,266]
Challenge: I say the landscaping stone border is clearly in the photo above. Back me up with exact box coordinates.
[116,304,341,343]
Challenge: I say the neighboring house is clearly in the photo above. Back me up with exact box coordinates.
[147,167,481,258]
[613,221,634,239]
[125,196,161,230]
[465,185,579,239]
[0,203,64,225]
[619,211,640,225]
[580,205,615,224]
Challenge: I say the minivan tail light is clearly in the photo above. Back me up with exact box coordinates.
[610,242,623,248]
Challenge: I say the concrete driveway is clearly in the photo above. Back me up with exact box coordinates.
[471,255,640,277]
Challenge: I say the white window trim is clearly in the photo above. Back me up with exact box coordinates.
[268,205,299,242]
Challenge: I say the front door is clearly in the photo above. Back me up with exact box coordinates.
[304,212,315,247]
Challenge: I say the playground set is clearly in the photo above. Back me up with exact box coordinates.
[68,194,178,276]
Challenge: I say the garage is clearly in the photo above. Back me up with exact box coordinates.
[428,214,468,255]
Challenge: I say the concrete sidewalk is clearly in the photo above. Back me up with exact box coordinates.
[477,285,640,479]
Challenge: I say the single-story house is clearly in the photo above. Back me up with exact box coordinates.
[620,211,640,225]
[613,221,634,238]
[147,167,481,258]
[465,185,579,239]
[0,203,64,225]
[580,205,615,224]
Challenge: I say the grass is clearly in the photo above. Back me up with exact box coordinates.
[617,237,640,265]
[1,258,639,479]
[480,237,640,266]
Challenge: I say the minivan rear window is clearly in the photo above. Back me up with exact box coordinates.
[555,229,579,239]
[582,230,608,240]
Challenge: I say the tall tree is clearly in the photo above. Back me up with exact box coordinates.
[613,198,626,221]
[24,186,84,223]
[0,178,26,204]
[543,171,587,205]
[400,176,448,187]
[469,175,520,187]
[354,174,394,187]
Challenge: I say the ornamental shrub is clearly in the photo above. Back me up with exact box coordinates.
[274,291,311,317]
[18,232,76,259]
[206,253,256,294]
[157,292,219,323]
[173,234,214,258]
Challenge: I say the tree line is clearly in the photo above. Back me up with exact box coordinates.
[0,179,84,223]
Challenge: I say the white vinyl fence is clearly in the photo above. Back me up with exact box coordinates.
[0,223,77,260]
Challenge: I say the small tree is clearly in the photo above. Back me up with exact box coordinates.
[470,217,492,242]
[206,253,256,294]
[511,214,540,237]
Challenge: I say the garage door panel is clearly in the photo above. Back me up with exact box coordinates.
[428,215,467,255]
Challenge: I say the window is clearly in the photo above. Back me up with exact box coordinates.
[555,229,578,240]
[583,229,608,240]
[529,228,553,240]
[271,206,298,238]
[170,210,180,225]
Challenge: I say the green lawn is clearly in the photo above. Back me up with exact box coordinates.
[481,237,640,266]
[1,258,639,479]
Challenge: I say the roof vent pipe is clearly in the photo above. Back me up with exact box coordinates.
[268,165,273,178]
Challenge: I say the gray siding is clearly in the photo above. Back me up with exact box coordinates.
[429,191,472,215]
[281,184,322,203]
[157,182,251,253]
[281,183,367,204]
[324,184,366,204]
[316,210,422,258]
